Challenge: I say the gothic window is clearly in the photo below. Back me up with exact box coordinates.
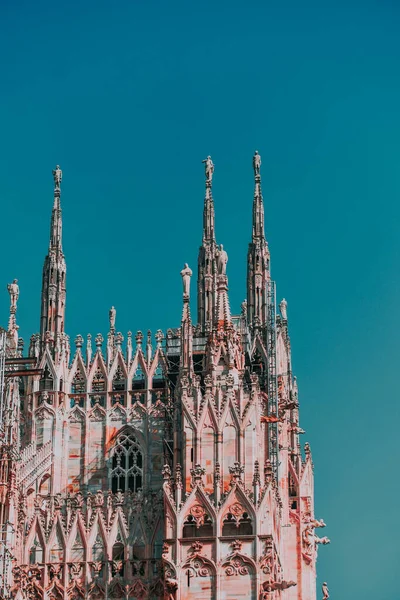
[40,366,54,391]
[182,514,213,538]
[92,367,106,392]
[71,367,86,393]
[92,533,104,561]
[70,530,85,562]
[110,431,143,493]
[49,530,64,562]
[29,536,43,564]
[132,365,146,391]
[222,512,253,536]
[112,365,126,391]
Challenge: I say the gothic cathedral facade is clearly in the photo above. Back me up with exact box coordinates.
[0,155,329,599]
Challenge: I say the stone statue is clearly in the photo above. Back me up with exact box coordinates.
[322,582,329,599]
[216,244,228,275]
[109,306,116,330]
[180,263,193,298]
[52,165,62,187]
[279,298,287,320]
[253,150,261,176]
[202,155,214,183]
[7,279,19,309]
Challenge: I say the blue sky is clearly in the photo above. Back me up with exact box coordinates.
[1,1,399,597]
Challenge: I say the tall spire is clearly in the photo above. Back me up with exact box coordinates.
[214,246,232,331]
[247,151,270,328]
[180,263,193,376]
[40,165,67,356]
[252,150,265,240]
[197,156,218,330]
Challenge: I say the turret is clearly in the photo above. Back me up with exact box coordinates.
[247,151,270,329]
[40,165,66,357]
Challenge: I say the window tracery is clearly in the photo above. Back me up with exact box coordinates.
[110,431,143,493]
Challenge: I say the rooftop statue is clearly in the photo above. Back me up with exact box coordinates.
[216,244,228,275]
[7,279,19,309]
[52,164,62,188]
[109,306,116,330]
[180,263,193,298]
[202,155,214,183]
[322,582,330,599]
[253,150,261,176]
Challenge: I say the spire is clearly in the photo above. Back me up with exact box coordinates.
[252,150,265,241]
[197,156,218,330]
[40,166,67,356]
[202,156,215,243]
[247,151,270,328]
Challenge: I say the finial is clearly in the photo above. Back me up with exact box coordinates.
[180,263,193,300]
[135,331,143,348]
[74,334,84,350]
[202,155,214,186]
[52,165,62,189]
[253,150,261,177]
[95,333,103,351]
[109,306,116,331]
[155,329,164,348]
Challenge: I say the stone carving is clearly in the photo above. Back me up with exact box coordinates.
[322,582,330,599]
[7,279,19,310]
[165,577,178,600]
[53,165,62,187]
[224,555,249,576]
[202,155,214,183]
[253,150,261,176]
[109,306,116,330]
[216,244,228,275]
[180,263,193,298]
[279,298,287,320]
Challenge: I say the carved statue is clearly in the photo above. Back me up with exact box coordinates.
[279,298,287,320]
[253,150,261,176]
[322,582,329,599]
[180,263,193,298]
[52,164,62,187]
[202,155,214,183]
[216,244,228,275]
[109,306,116,330]
[7,279,19,309]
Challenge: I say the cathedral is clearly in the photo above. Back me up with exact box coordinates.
[0,153,330,599]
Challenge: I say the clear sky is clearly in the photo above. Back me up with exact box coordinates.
[1,1,399,597]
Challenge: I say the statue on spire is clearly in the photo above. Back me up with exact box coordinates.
[322,582,330,599]
[180,263,193,299]
[253,151,261,176]
[202,156,214,183]
[216,244,228,275]
[109,306,116,330]
[7,279,19,311]
[52,165,62,188]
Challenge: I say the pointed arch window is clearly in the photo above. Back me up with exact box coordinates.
[29,536,43,564]
[222,512,253,536]
[183,513,213,538]
[112,365,126,392]
[110,431,143,493]
[71,529,85,562]
[92,533,104,561]
[132,365,146,391]
[92,367,106,392]
[71,367,86,393]
[40,366,53,391]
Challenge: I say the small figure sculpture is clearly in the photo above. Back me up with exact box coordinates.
[253,150,261,176]
[180,263,193,298]
[322,582,329,599]
[202,155,214,183]
[52,165,62,187]
[109,306,116,330]
[279,298,287,320]
[7,279,19,309]
[216,244,228,275]
[241,299,247,316]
